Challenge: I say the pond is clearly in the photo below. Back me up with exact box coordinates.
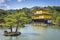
[0,24,60,40]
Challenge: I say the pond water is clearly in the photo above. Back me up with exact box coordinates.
[0,24,60,40]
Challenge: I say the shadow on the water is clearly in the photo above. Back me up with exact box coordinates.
[9,36,19,40]
[6,36,14,40]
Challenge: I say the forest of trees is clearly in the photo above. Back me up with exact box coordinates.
[0,6,60,28]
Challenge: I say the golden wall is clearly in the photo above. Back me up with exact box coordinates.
[32,15,52,19]
[34,10,48,15]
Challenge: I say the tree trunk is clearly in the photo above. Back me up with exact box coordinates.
[10,26,12,32]
[15,15,20,32]
[15,21,19,32]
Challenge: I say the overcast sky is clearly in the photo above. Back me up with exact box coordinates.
[0,0,60,10]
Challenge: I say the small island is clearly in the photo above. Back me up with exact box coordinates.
[4,31,21,36]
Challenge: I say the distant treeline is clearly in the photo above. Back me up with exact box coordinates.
[0,6,60,25]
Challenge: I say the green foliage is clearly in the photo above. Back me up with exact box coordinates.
[2,11,29,28]
[3,15,16,27]
[47,6,60,23]
[56,16,60,24]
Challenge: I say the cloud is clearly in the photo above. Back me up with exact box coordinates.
[0,0,5,3]
[17,0,22,2]
[0,0,10,9]
[0,0,10,3]
[0,3,10,10]
[4,4,10,9]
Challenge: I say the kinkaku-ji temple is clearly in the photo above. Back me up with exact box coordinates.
[32,8,53,24]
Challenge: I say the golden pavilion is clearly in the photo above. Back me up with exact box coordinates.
[32,9,53,24]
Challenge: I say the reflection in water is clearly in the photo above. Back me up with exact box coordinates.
[32,25,48,34]
[9,37,13,40]
[50,26,60,29]
[0,24,60,40]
